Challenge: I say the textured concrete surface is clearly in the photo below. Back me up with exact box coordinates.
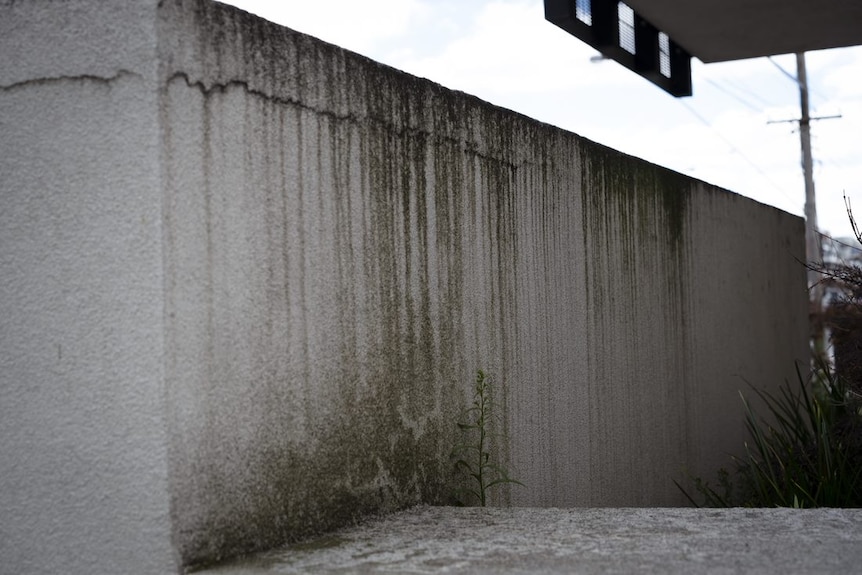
[2,0,809,572]
[0,1,175,573]
[157,5,808,568]
[202,506,862,574]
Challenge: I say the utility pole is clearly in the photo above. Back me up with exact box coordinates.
[797,52,825,360]
[769,54,841,359]
[797,53,822,294]
[796,52,845,361]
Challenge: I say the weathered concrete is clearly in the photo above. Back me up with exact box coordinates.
[201,506,862,574]
[1,0,808,572]
[0,1,175,574]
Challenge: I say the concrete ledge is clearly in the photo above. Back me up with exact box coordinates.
[202,505,862,574]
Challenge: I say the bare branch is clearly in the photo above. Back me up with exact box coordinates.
[845,193,862,246]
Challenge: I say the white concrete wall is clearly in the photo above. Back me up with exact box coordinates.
[0,1,176,574]
[0,0,809,572]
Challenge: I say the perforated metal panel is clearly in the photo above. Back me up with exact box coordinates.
[575,0,591,25]
[544,0,692,97]
[617,3,635,55]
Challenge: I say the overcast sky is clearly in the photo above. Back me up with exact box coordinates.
[219,0,862,243]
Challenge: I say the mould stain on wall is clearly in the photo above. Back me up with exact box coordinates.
[165,74,538,563]
[578,142,694,504]
[155,0,808,568]
[162,20,473,565]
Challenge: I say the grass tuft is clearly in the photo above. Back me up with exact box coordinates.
[677,361,862,508]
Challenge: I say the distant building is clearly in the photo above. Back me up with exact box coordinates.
[821,235,862,387]
[821,235,862,307]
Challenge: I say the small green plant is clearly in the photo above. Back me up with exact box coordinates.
[676,362,862,508]
[674,468,735,508]
[451,369,523,506]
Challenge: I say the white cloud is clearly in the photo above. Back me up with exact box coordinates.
[392,0,641,97]
[219,0,428,55]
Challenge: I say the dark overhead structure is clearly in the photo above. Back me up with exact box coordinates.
[544,0,692,96]
[624,0,862,63]
[545,0,862,97]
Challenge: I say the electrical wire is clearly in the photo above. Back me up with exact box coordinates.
[720,75,777,109]
[677,99,798,205]
[704,77,763,113]
[768,56,800,87]
[767,55,831,107]
[820,231,862,253]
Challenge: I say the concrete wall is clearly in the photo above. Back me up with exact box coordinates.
[0,1,176,573]
[0,0,809,572]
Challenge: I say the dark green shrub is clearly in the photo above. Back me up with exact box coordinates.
[677,363,862,507]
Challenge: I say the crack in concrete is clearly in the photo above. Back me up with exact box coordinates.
[166,70,523,170]
[0,69,140,92]
[167,70,360,126]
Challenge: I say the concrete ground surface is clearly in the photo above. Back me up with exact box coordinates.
[200,505,862,574]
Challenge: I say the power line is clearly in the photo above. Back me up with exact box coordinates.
[767,55,831,107]
[677,99,797,204]
[720,75,776,109]
[768,56,800,87]
[704,77,763,113]
[820,231,862,253]
[820,155,853,172]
